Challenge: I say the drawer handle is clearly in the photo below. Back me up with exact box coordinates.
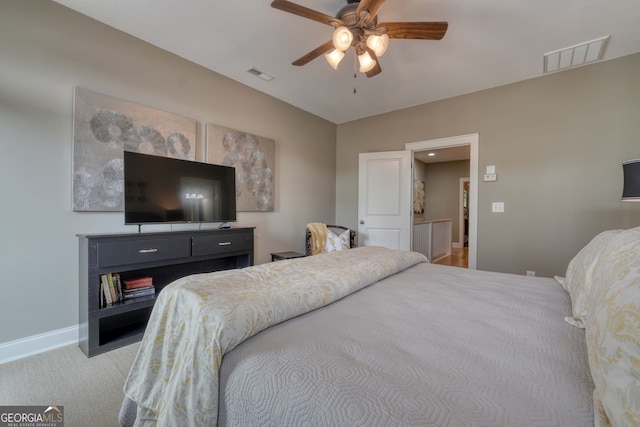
[218,242,232,246]
[139,248,158,253]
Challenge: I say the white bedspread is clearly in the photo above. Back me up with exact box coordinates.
[123,246,427,427]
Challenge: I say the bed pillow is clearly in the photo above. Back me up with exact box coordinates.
[585,226,640,427]
[324,228,350,252]
[562,229,622,328]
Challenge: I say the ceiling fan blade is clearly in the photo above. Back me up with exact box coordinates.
[271,0,342,27]
[292,40,334,66]
[357,0,387,19]
[365,51,382,78]
[379,22,448,40]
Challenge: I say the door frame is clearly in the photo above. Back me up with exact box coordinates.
[405,134,478,269]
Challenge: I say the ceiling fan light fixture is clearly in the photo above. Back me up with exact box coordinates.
[325,49,345,70]
[358,50,376,73]
[332,26,353,51]
[366,34,389,57]
[270,0,449,78]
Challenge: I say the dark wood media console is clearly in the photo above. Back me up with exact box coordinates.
[78,227,254,357]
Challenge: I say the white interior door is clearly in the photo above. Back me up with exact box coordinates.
[358,151,412,250]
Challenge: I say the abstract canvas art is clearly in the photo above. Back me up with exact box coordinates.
[413,179,425,214]
[206,124,275,212]
[72,87,196,211]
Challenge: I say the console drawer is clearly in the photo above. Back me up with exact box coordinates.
[192,232,253,257]
[97,237,191,268]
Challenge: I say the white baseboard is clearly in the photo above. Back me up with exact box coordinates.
[452,242,462,249]
[0,326,78,365]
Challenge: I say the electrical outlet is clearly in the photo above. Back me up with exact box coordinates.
[526,270,536,277]
[491,202,504,213]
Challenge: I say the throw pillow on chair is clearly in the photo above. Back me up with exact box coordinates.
[325,228,350,252]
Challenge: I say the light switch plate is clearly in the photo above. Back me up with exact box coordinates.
[486,165,496,174]
[492,202,504,213]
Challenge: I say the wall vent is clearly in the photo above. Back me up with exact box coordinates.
[247,67,274,81]
[543,35,609,74]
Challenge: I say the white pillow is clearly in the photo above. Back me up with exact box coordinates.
[562,229,622,328]
[324,228,350,252]
[585,226,640,426]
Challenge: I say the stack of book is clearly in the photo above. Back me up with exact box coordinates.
[99,273,155,307]
[122,276,155,300]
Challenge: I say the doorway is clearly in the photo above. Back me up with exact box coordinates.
[405,134,478,269]
[459,177,470,248]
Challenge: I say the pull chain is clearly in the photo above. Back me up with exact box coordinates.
[353,53,357,94]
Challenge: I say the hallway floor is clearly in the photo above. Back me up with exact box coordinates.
[434,247,468,268]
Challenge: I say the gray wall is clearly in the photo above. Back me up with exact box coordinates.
[0,1,336,345]
[336,53,640,277]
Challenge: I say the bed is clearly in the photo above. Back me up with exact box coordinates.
[120,227,640,427]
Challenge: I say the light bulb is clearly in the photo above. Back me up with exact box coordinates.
[324,49,345,70]
[332,26,353,51]
[366,34,389,57]
[358,50,376,73]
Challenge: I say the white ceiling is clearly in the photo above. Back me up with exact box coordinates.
[52,0,640,124]
[415,145,470,164]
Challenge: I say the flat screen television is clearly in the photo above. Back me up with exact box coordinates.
[123,151,237,225]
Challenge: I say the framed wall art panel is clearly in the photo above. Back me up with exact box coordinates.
[206,123,275,212]
[72,87,196,211]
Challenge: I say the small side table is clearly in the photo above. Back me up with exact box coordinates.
[271,251,306,262]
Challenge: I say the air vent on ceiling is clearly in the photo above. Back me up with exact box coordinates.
[543,35,609,74]
[247,67,274,81]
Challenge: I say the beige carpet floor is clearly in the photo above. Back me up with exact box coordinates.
[0,342,140,427]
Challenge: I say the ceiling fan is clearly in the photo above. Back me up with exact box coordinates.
[271,0,448,78]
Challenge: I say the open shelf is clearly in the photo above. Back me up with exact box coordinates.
[99,307,153,347]
[79,228,254,357]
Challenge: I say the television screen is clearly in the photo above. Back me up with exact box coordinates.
[123,151,237,224]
